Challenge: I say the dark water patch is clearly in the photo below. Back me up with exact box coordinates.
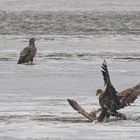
[32,114,140,124]
[0,51,140,63]
[0,52,18,62]
[1,10,140,36]
[32,115,89,123]
[0,115,29,123]
[45,53,73,60]
[115,57,140,60]
[0,57,13,61]
[39,52,140,61]
[1,113,139,124]
[0,114,88,124]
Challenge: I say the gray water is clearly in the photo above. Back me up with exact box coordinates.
[0,0,140,140]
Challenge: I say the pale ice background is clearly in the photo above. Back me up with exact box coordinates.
[0,0,140,140]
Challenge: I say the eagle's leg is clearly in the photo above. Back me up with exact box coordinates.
[97,108,110,122]
[111,112,126,120]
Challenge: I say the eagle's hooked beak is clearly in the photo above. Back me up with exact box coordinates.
[96,92,99,96]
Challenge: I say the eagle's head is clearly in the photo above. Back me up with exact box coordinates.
[30,37,35,42]
[29,38,35,45]
[96,89,104,96]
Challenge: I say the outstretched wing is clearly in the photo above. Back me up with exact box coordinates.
[101,60,111,86]
[117,84,140,108]
[101,60,120,111]
[67,99,97,122]
[18,47,31,64]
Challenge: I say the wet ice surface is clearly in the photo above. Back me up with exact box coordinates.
[0,0,140,139]
[0,36,140,140]
[0,94,140,140]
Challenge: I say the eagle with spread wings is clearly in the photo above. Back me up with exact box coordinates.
[67,60,140,122]
[96,60,140,122]
[17,38,37,64]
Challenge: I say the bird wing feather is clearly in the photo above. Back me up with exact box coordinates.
[18,47,31,64]
[101,60,120,111]
[20,47,31,59]
[67,99,97,122]
[117,87,140,108]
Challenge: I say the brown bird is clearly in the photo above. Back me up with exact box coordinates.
[96,60,140,122]
[67,61,140,123]
[17,38,37,64]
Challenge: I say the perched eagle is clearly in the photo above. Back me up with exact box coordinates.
[17,38,37,64]
[67,61,140,123]
[96,60,140,122]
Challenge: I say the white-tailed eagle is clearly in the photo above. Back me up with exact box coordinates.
[17,38,37,64]
[67,60,140,122]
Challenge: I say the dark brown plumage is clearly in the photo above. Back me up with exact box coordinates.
[67,99,96,122]
[67,60,140,123]
[17,38,37,64]
[118,85,140,108]
[97,60,120,112]
[96,60,140,121]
